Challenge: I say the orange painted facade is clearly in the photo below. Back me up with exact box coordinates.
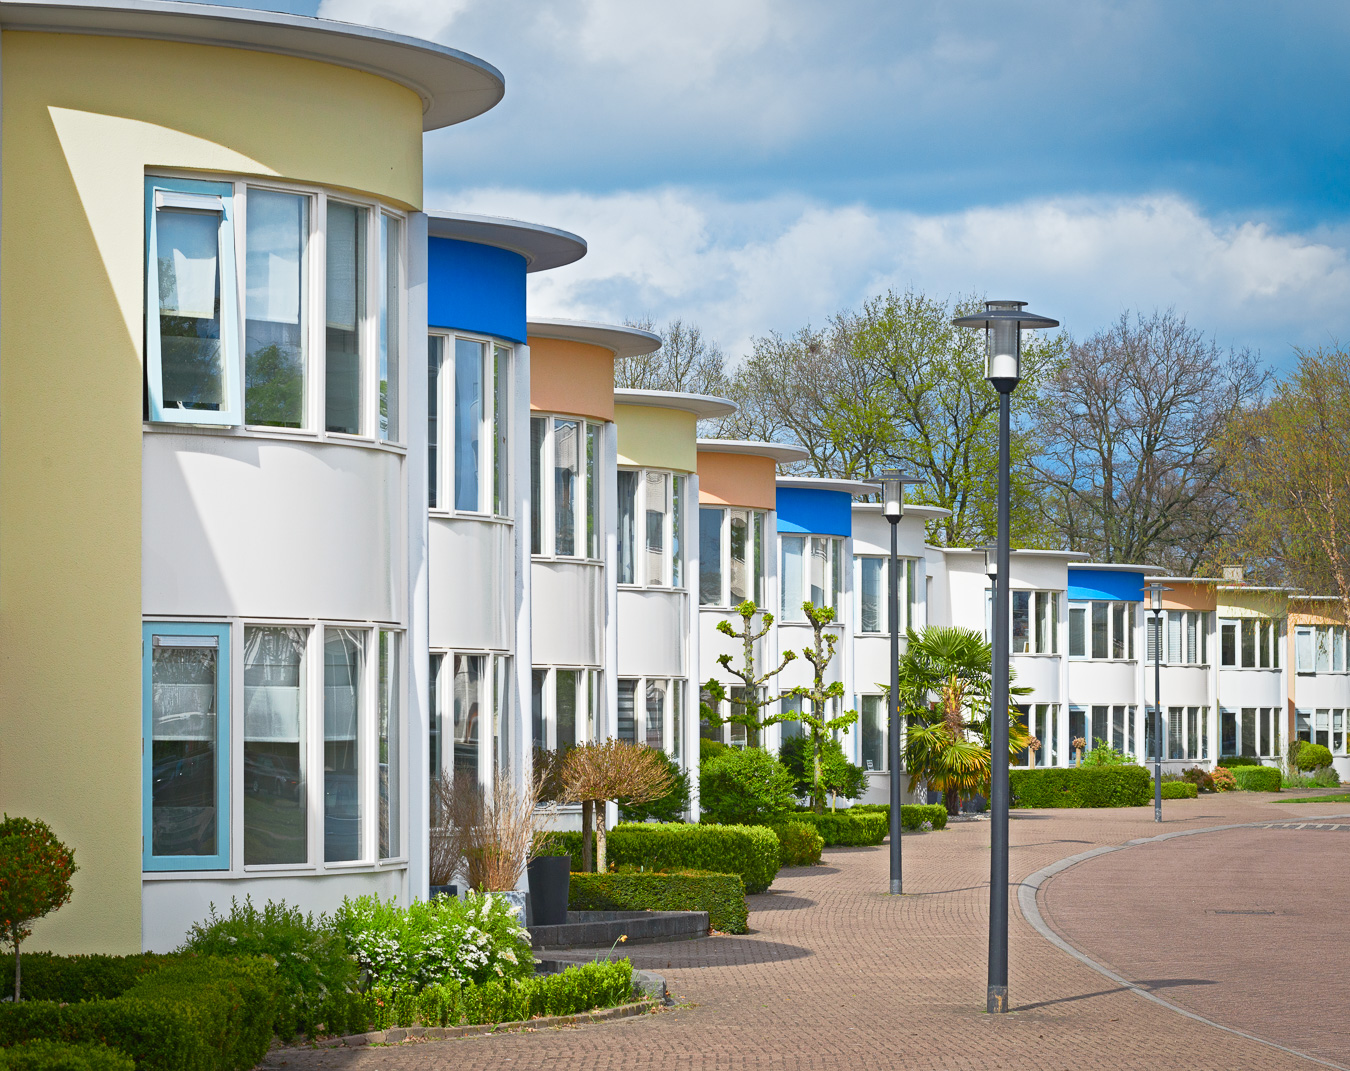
[1160,579,1217,612]
[528,336,616,422]
[697,451,777,510]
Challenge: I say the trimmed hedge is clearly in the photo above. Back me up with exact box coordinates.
[0,956,279,1071]
[1231,765,1283,792]
[765,822,824,867]
[1296,741,1335,772]
[1008,765,1151,808]
[1217,755,1265,769]
[569,871,749,934]
[849,804,949,831]
[785,811,887,847]
[0,954,171,1004]
[365,960,635,1030]
[555,823,780,894]
[1162,781,1199,799]
[0,1041,134,1071]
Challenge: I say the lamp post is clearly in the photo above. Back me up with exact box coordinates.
[1145,582,1171,823]
[878,468,923,895]
[953,300,1058,1015]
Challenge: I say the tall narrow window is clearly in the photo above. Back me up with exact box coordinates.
[729,509,750,604]
[323,628,364,863]
[556,670,578,750]
[378,632,401,859]
[325,202,366,435]
[1035,592,1056,653]
[860,695,886,771]
[530,417,546,554]
[586,424,600,558]
[700,507,723,605]
[378,213,401,441]
[244,189,306,428]
[531,668,546,751]
[146,627,227,866]
[1258,620,1273,668]
[831,539,844,611]
[1221,621,1237,666]
[244,626,307,866]
[1241,619,1257,667]
[147,181,238,424]
[1111,603,1128,659]
[453,654,482,792]
[554,419,579,556]
[1220,709,1237,756]
[672,476,684,588]
[427,337,443,507]
[809,537,829,608]
[617,470,639,584]
[646,471,669,585]
[672,680,684,762]
[1012,591,1031,654]
[753,512,766,606]
[454,339,485,511]
[1241,708,1257,755]
[429,653,445,780]
[494,345,509,515]
[782,536,805,621]
[646,679,667,750]
[1168,708,1183,759]
[1091,603,1108,659]
[1167,612,1182,663]
[1069,605,1086,657]
[617,679,638,742]
[859,558,884,633]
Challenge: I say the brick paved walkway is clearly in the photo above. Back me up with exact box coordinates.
[261,793,1350,1071]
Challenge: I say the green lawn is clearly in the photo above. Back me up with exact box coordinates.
[1274,792,1350,804]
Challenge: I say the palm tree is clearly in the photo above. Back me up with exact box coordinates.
[898,626,1032,815]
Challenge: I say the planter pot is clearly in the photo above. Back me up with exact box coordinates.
[527,855,572,927]
[429,884,458,900]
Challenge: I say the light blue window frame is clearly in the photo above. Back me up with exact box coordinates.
[144,177,241,426]
[142,621,232,871]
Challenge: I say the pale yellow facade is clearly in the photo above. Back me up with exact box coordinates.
[0,30,424,953]
[615,404,698,474]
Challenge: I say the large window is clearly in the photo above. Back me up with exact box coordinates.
[618,469,686,588]
[144,620,403,874]
[1296,709,1347,754]
[430,652,510,795]
[428,334,511,515]
[617,677,686,759]
[146,176,404,439]
[856,557,919,635]
[531,417,602,559]
[530,667,601,751]
[1014,704,1059,767]
[1220,707,1280,758]
[1294,625,1348,673]
[859,694,888,772]
[1069,704,1135,759]
[988,590,1059,654]
[1163,706,1210,761]
[1147,610,1209,665]
[1068,601,1135,660]
[781,535,844,622]
[699,507,766,606]
[1218,618,1280,669]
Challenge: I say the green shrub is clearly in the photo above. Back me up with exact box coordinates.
[569,871,748,934]
[1080,740,1134,766]
[699,738,730,764]
[0,955,279,1071]
[0,1040,134,1071]
[765,821,823,867]
[699,748,796,825]
[364,960,635,1030]
[0,954,171,1004]
[1297,741,1335,772]
[776,736,868,803]
[1161,781,1198,799]
[1217,755,1264,769]
[555,823,780,894]
[0,816,78,1003]
[1009,765,1152,808]
[850,803,949,831]
[785,811,887,846]
[1284,766,1342,788]
[180,897,364,1040]
[1182,766,1214,791]
[1230,765,1282,792]
[619,754,691,822]
[334,891,531,993]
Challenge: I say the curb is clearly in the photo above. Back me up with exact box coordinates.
[1019,814,1350,1071]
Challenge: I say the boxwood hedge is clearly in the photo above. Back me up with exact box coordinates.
[784,811,887,846]
[0,1040,134,1071]
[1161,781,1199,799]
[1008,765,1152,808]
[1230,765,1283,792]
[569,870,749,934]
[765,821,824,866]
[848,804,949,831]
[555,823,780,894]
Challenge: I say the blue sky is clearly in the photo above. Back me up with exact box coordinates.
[211,0,1350,366]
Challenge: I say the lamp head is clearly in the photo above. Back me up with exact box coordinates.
[877,468,923,521]
[1144,581,1171,612]
[951,300,1059,392]
[981,544,998,581]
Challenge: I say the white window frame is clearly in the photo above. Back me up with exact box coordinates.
[698,506,766,607]
[530,416,602,561]
[531,666,602,751]
[617,468,686,590]
[855,556,918,636]
[1153,610,1209,666]
[428,332,513,517]
[1068,600,1136,661]
[1218,617,1281,669]
[1295,624,1348,674]
[780,534,844,623]
[1013,703,1059,767]
[617,675,686,757]
[986,589,1060,654]
[430,649,511,797]
[145,173,406,445]
[1219,706,1280,758]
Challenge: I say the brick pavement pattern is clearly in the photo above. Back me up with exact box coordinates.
[260,793,1350,1071]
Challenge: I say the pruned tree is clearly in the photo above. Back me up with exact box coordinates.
[1033,309,1268,572]
[1217,345,1350,618]
[1,815,77,1001]
[701,601,797,747]
[788,604,860,814]
[560,741,675,873]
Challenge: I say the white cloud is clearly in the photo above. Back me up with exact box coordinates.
[435,186,1350,362]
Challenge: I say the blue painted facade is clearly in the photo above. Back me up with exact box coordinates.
[428,237,527,342]
[1068,568,1144,602]
[776,487,853,537]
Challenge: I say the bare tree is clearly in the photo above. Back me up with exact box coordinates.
[1033,309,1268,572]
[616,317,731,412]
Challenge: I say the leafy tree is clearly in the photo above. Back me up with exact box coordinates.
[1034,309,1267,573]
[778,735,868,808]
[699,747,796,825]
[899,627,1031,816]
[560,741,674,873]
[618,753,691,823]
[0,815,77,1001]
[701,601,796,747]
[1217,345,1350,619]
[787,604,860,814]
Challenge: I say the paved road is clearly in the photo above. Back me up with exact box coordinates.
[261,793,1350,1071]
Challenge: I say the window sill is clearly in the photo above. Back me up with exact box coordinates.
[1069,658,1138,664]
[618,584,689,594]
[430,511,514,525]
[144,422,407,456]
[1010,651,1061,658]
[531,556,605,566]
[144,862,408,880]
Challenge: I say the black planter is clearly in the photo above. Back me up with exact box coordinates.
[429,884,458,900]
[527,855,571,926]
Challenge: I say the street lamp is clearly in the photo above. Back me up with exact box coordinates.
[1144,582,1172,823]
[952,300,1058,1015]
[878,468,923,895]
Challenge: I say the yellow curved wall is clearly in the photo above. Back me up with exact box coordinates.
[615,405,698,474]
[697,451,778,510]
[529,337,616,422]
[0,31,424,953]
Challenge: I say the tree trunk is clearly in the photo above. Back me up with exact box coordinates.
[596,808,608,873]
[13,939,20,1002]
[944,786,959,817]
[581,799,594,873]
[812,734,824,815]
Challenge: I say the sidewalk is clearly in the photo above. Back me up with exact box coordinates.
[261,792,1350,1071]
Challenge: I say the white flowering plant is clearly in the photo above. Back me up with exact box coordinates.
[335,891,532,992]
